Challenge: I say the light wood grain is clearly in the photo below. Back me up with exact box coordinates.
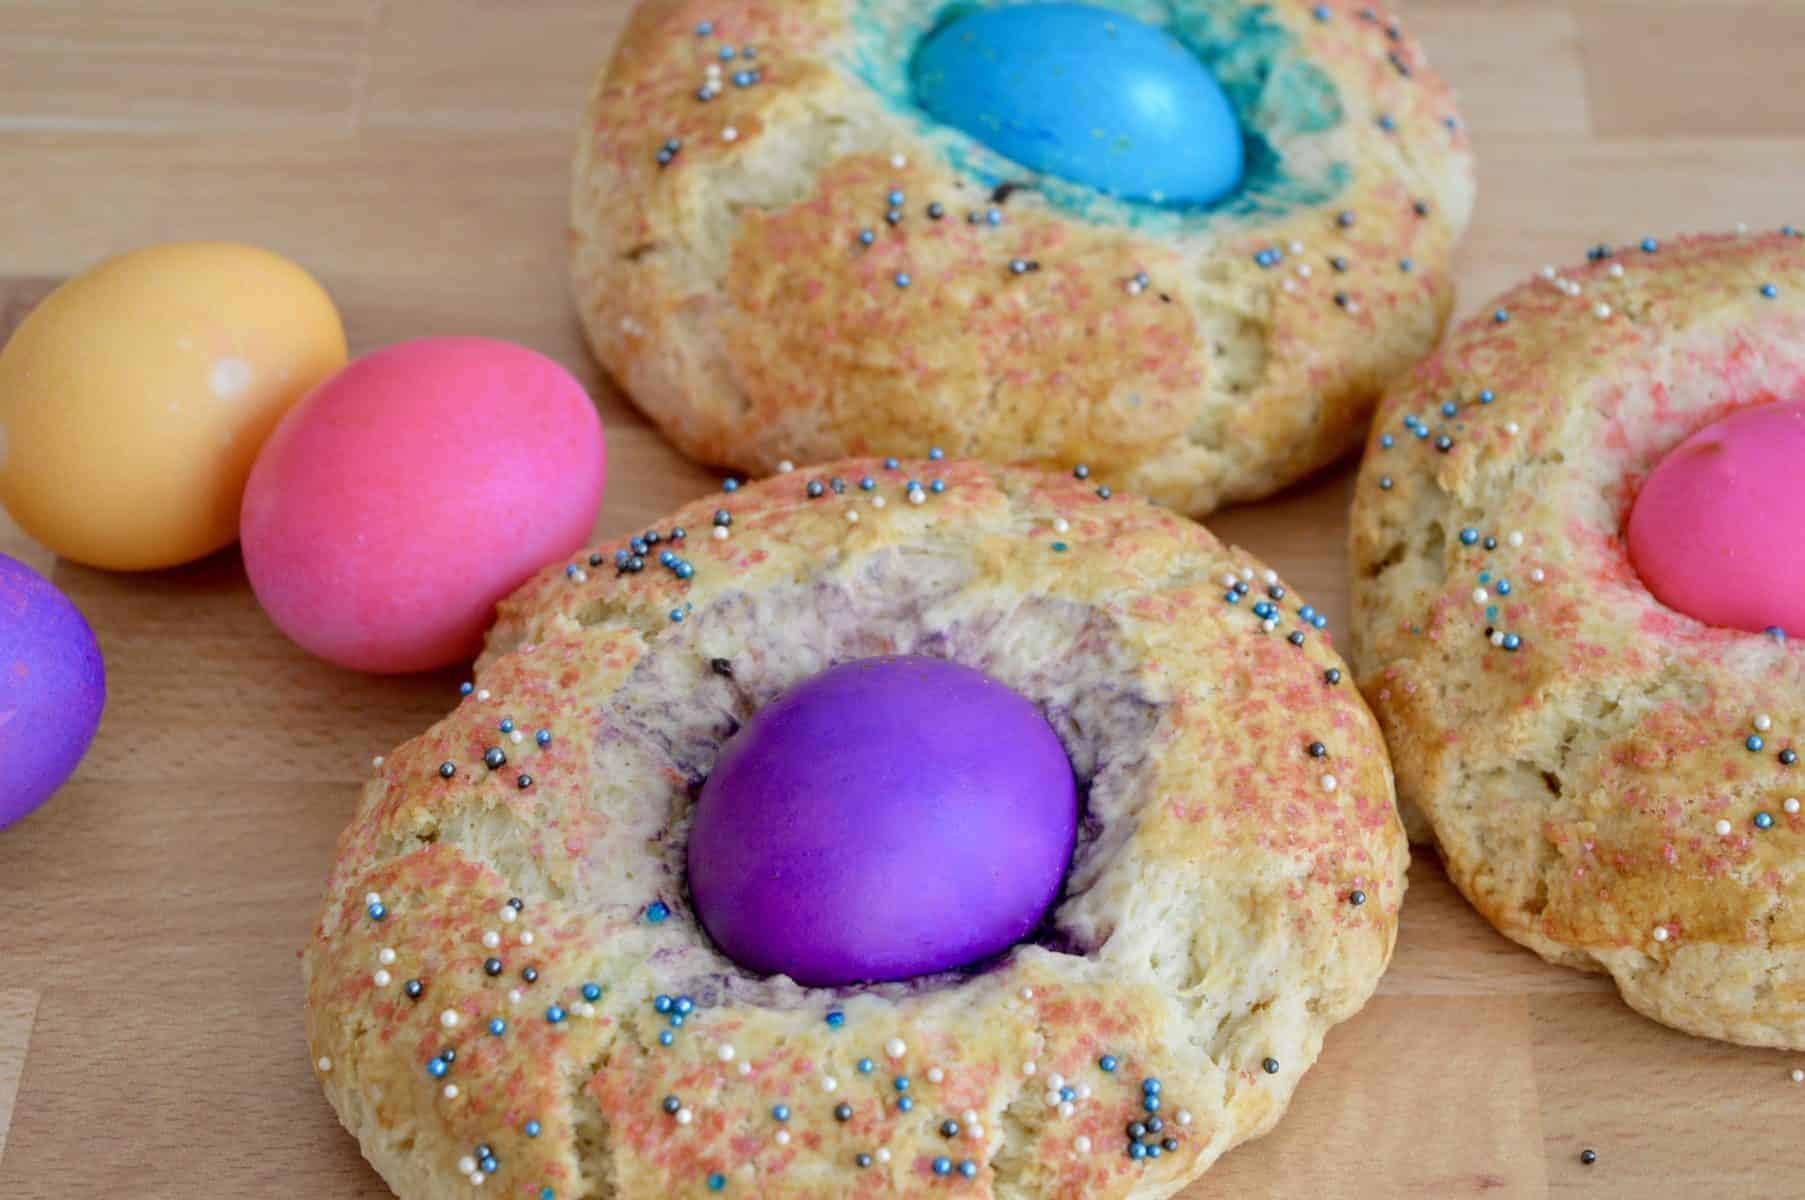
[5,2,1805,1197]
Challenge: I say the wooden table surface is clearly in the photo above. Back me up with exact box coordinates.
[4,2,1805,1197]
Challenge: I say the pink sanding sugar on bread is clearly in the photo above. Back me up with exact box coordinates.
[1628,398,1805,637]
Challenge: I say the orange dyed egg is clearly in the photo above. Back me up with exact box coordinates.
[0,242,346,571]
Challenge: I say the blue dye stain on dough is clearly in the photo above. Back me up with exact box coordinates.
[909,3,1244,205]
[847,0,1347,231]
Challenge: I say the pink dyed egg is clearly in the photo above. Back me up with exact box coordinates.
[1627,399,1805,636]
[241,338,606,673]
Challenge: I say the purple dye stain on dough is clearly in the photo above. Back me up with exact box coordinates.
[0,553,105,829]
[687,655,1076,986]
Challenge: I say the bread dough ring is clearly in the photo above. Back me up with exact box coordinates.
[1350,230,1805,1046]
[569,1,1475,517]
[307,458,1405,1197]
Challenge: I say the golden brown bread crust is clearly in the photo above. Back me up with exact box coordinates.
[570,0,1475,516]
[1348,230,1805,1046]
[306,458,1406,1197]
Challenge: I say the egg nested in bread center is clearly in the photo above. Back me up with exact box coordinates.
[687,654,1077,987]
[908,3,1245,207]
[1626,398,1805,638]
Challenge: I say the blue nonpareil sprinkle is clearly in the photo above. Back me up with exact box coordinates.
[645,901,670,923]
[525,1120,542,1137]
[546,1006,566,1024]
[825,1010,844,1028]
[490,1018,507,1036]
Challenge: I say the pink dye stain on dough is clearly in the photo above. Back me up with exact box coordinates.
[1627,398,1805,636]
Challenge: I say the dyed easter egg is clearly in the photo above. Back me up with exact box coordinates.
[0,554,105,828]
[688,656,1076,986]
[910,2,1244,206]
[241,338,606,674]
[0,242,347,571]
[1628,399,1805,635]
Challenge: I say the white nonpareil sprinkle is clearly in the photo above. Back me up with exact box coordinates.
[775,1130,791,1146]
[372,756,384,768]
[1282,280,1297,294]
[713,525,730,539]
[1052,518,1069,533]
[886,1038,907,1059]
[927,1067,945,1084]
[575,1003,596,1019]
[1539,265,1557,279]
[510,731,524,744]
[1609,263,1625,278]
[378,948,396,965]
[871,496,886,509]
[876,1148,892,1164]
[1262,619,1278,634]
[1793,1068,1804,1083]
[499,906,517,923]
[477,690,491,701]
[1715,819,1733,837]
[1058,1101,1075,1118]
[1652,926,1670,943]
[1074,1136,1092,1153]
[1021,1061,1037,1076]
[469,1171,485,1186]
[440,1010,460,1028]
[908,489,926,505]
[845,509,860,523]
[1176,1109,1192,1126]
[738,1061,753,1076]
[1507,531,1525,548]
[1755,714,1773,732]
[519,931,535,945]
[722,126,739,142]
[365,892,382,906]
[444,1084,460,1099]
[676,1108,694,1125]
[891,153,908,168]
[1594,303,1612,319]
[719,1044,737,1062]
[1530,568,1546,583]
[1506,422,1521,436]
[1786,799,1801,816]
[508,989,524,1005]
[374,970,392,987]
[1473,588,1490,605]
[1020,988,1034,1001]
[459,1156,478,1175]
[777,460,795,473]
[822,1076,839,1093]
[482,931,501,949]
[318,1057,333,1072]
[1322,774,1339,792]
[963,1109,979,1124]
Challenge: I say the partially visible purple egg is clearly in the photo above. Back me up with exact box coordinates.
[688,656,1076,987]
[0,553,105,829]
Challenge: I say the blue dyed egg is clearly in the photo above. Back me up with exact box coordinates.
[911,3,1244,206]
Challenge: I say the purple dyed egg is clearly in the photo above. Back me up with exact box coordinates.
[688,655,1076,987]
[0,554,105,829]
